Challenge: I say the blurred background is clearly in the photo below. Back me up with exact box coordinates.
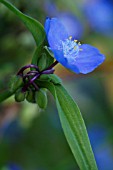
[0,0,113,169]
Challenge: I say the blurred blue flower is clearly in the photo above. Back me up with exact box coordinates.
[44,1,83,39]
[6,163,22,170]
[88,125,113,170]
[0,119,24,143]
[84,0,113,35]
[57,13,83,40]
[88,125,107,148]
[45,18,105,74]
[96,146,113,170]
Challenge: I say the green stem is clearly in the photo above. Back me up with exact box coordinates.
[0,90,14,103]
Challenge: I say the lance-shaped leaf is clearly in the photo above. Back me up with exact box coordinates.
[39,81,98,170]
[0,0,46,46]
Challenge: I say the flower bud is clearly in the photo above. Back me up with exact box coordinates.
[26,90,36,103]
[38,53,47,71]
[15,88,26,102]
[35,88,47,109]
[38,50,54,71]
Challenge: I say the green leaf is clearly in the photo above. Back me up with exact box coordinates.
[54,85,98,170]
[0,0,46,46]
[0,0,46,102]
[38,81,98,170]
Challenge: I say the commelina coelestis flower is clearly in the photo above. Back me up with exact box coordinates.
[45,17,105,74]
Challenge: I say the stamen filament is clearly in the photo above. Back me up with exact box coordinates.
[17,64,39,76]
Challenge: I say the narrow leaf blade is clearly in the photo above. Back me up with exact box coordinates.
[39,81,98,170]
[0,0,46,46]
[54,85,97,170]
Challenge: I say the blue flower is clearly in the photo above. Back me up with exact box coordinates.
[88,125,113,170]
[45,18,105,74]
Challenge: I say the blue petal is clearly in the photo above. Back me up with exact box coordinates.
[44,18,68,49]
[51,49,80,73]
[44,17,50,35]
[75,44,105,74]
[51,44,105,74]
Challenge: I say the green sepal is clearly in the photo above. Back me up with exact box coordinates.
[26,90,36,103]
[15,88,26,102]
[35,88,47,109]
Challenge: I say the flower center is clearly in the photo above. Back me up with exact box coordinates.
[62,36,80,61]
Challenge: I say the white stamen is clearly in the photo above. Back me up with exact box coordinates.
[61,37,80,62]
